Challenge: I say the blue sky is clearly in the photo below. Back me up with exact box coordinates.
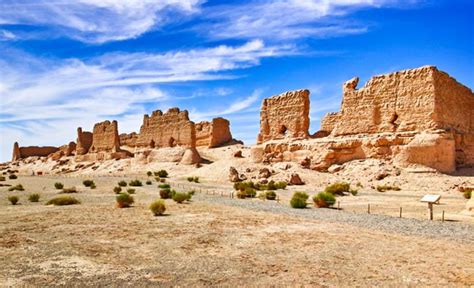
[0,0,473,162]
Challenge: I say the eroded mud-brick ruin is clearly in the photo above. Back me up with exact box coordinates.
[252,66,474,173]
[12,107,235,165]
[10,66,473,174]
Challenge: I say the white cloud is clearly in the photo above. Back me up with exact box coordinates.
[200,0,412,40]
[0,41,290,161]
[0,0,204,43]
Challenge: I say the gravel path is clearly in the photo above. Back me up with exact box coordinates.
[194,193,474,243]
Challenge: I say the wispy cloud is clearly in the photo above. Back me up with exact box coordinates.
[0,0,204,43]
[200,0,413,41]
[0,41,291,160]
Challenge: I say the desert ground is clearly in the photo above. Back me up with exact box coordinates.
[1,147,473,287]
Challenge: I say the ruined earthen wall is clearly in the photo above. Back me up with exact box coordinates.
[76,128,93,155]
[196,117,233,148]
[330,67,439,136]
[119,132,138,147]
[16,146,59,160]
[320,112,341,133]
[257,89,310,144]
[136,108,196,148]
[89,120,120,153]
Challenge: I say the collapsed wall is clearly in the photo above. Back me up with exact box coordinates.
[136,108,196,148]
[12,142,59,161]
[196,117,233,148]
[253,66,474,173]
[76,127,93,155]
[257,89,310,144]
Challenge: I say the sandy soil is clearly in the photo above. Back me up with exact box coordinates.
[0,175,473,287]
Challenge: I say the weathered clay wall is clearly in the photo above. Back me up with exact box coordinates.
[257,89,310,144]
[136,108,196,148]
[76,128,93,155]
[320,112,341,133]
[89,120,121,153]
[196,117,233,148]
[12,141,59,161]
[119,132,139,147]
[328,66,439,136]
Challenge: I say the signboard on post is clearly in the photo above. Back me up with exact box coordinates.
[420,194,441,220]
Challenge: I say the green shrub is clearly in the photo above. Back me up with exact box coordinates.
[149,200,166,216]
[0,176,6,181]
[28,193,40,202]
[9,174,18,179]
[113,186,122,194]
[146,180,152,185]
[116,193,134,208]
[172,192,189,203]
[54,182,64,189]
[233,181,255,191]
[8,184,24,191]
[265,191,277,200]
[160,188,172,199]
[244,187,256,198]
[376,185,401,192]
[46,196,80,206]
[275,181,288,190]
[129,180,143,187]
[156,170,168,178]
[83,180,94,187]
[313,192,336,208]
[187,176,194,182]
[147,171,152,177]
[193,176,199,183]
[290,192,309,209]
[158,183,170,189]
[236,190,247,199]
[463,189,472,199]
[118,180,127,187]
[350,189,358,196]
[61,187,77,193]
[186,191,193,201]
[90,183,96,189]
[8,195,19,205]
[324,182,350,195]
[127,188,136,194]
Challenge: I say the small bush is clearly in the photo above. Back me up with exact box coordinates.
[8,184,24,191]
[244,187,257,198]
[193,176,199,183]
[113,186,122,194]
[54,182,64,189]
[147,171,153,177]
[0,176,5,181]
[265,191,277,200]
[156,170,168,178]
[150,200,166,216]
[118,180,127,187]
[61,187,77,193]
[158,183,170,189]
[187,176,194,182]
[28,193,40,202]
[290,192,309,209]
[186,191,193,201]
[146,180,152,185]
[90,183,96,189]
[127,188,136,194]
[236,190,247,199]
[275,181,287,190]
[324,182,350,195]
[172,192,188,203]
[116,193,134,208]
[8,195,19,205]
[9,174,18,179]
[83,180,94,187]
[46,196,80,206]
[463,189,472,199]
[313,192,336,208]
[160,188,172,199]
[350,189,358,196]
[129,179,143,187]
[376,185,401,192]
[233,181,255,191]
